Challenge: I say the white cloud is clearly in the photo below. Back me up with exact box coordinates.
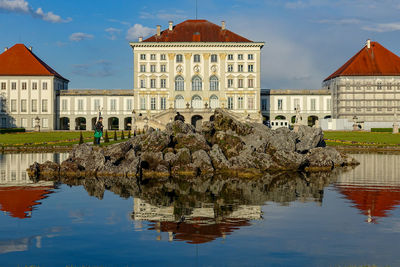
[108,18,130,26]
[285,0,307,9]
[105,27,122,40]
[126,24,155,41]
[362,22,400,32]
[0,0,71,23]
[69,32,94,42]
[72,60,114,77]
[316,18,361,25]
[139,9,187,21]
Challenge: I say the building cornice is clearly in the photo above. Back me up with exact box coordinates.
[130,42,265,49]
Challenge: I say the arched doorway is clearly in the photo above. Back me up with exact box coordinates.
[191,95,203,109]
[209,95,219,109]
[308,116,319,127]
[108,117,119,130]
[175,95,185,109]
[275,115,286,120]
[75,117,86,130]
[191,115,203,128]
[59,117,70,130]
[91,117,98,130]
[324,115,332,119]
[124,117,132,130]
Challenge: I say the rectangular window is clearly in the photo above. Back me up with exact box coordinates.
[238,65,243,72]
[42,118,48,128]
[150,54,156,60]
[140,79,146,88]
[326,99,331,111]
[151,97,156,110]
[126,99,132,111]
[32,99,38,112]
[140,97,146,110]
[238,79,243,88]
[248,54,254,60]
[11,99,16,112]
[211,54,218,62]
[151,79,156,88]
[161,79,166,88]
[238,97,244,109]
[261,99,267,111]
[248,65,254,72]
[228,79,233,88]
[21,118,27,128]
[238,54,243,60]
[93,99,100,111]
[77,99,84,111]
[61,99,67,111]
[150,65,156,73]
[140,65,146,72]
[21,99,27,112]
[278,99,283,111]
[22,82,27,90]
[194,54,201,63]
[110,99,116,111]
[32,82,37,90]
[176,54,183,63]
[248,79,254,88]
[227,54,233,60]
[11,82,16,90]
[160,97,166,110]
[1,82,6,90]
[0,99,6,112]
[227,65,233,72]
[42,82,48,90]
[140,54,146,60]
[227,97,234,110]
[248,97,254,110]
[160,65,166,72]
[310,99,316,111]
[160,54,166,60]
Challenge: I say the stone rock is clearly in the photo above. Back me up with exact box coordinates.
[209,144,231,169]
[174,133,210,152]
[165,120,196,135]
[213,109,253,136]
[296,125,326,153]
[192,149,214,173]
[171,148,195,173]
[213,131,244,159]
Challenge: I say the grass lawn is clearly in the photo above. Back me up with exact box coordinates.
[0,130,132,147]
[324,131,400,146]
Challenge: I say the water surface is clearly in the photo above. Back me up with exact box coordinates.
[0,152,399,266]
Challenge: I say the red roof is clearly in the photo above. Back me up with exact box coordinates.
[336,185,400,223]
[324,41,400,81]
[143,20,252,43]
[0,44,69,81]
[0,186,53,219]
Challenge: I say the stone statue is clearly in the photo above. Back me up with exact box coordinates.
[295,105,302,124]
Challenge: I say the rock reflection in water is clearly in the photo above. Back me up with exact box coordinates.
[335,153,400,223]
[42,170,343,244]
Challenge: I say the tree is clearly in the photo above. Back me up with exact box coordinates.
[79,131,84,144]
[104,130,110,143]
[121,130,125,140]
[114,130,118,141]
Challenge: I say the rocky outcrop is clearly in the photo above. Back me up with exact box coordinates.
[28,108,358,179]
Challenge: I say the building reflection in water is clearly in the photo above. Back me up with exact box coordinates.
[335,153,400,223]
[0,153,67,219]
[132,198,262,244]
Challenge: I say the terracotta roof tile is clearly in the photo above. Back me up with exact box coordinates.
[143,20,252,43]
[0,44,69,81]
[324,41,400,81]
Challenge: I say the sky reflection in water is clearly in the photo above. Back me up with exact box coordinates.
[0,152,399,266]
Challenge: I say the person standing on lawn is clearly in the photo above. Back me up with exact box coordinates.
[94,117,104,145]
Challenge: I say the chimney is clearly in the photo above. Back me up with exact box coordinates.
[29,46,32,51]
[138,37,143,42]
[366,39,371,49]
[156,25,161,36]
[4,47,8,52]
[169,21,173,31]
[221,21,226,30]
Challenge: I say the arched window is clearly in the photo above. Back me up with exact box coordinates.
[175,95,185,109]
[176,54,183,63]
[175,76,184,91]
[192,76,202,91]
[209,95,219,109]
[192,95,203,109]
[210,76,219,91]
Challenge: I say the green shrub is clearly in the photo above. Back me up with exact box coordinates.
[104,130,110,143]
[0,128,26,134]
[114,130,118,141]
[371,128,398,133]
[121,130,125,140]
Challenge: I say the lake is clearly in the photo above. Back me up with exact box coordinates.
[0,152,399,266]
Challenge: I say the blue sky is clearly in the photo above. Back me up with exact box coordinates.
[1,0,400,89]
